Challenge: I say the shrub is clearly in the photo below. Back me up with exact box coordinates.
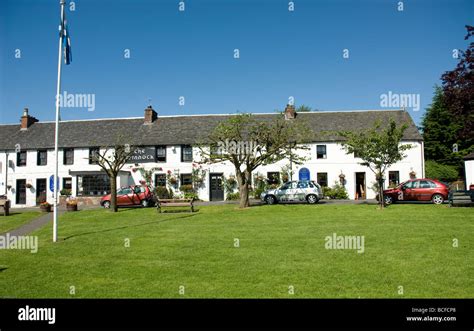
[154,186,173,199]
[183,192,199,200]
[60,189,71,196]
[323,182,349,199]
[226,192,240,200]
[425,160,459,182]
[179,184,194,193]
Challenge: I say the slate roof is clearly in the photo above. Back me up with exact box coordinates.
[0,110,422,150]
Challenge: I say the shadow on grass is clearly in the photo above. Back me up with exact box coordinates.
[0,212,23,217]
[61,213,197,241]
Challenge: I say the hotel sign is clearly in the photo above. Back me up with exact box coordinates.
[127,147,156,164]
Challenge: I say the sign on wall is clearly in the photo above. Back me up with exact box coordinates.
[298,168,310,181]
[126,147,156,164]
[49,175,59,192]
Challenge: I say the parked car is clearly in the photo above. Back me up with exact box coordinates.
[383,178,449,205]
[261,180,322,204]
[101,185,154,208]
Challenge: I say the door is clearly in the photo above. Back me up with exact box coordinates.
[355,172,366,200]
[117,187,134,205]
[418,180,435,201]
[36,178,47,204]
[209,173,224,201]
[400,180,417,201]
[277,181,297,202]
[16,179,26,204]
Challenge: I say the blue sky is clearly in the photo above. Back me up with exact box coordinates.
[0,0,472,125]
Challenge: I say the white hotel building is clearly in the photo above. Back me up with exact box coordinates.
[0,105,424,207]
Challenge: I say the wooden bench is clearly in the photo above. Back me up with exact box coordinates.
[449,190,474,207]
[156,198,195,213]
[0,198,11,216]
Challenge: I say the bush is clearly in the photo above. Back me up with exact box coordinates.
[183,192,199,200]
[60,189,71,196]
[425,160,459,182]
[154,186,173,199]
[323,182,349,199]
[226,192,240,200]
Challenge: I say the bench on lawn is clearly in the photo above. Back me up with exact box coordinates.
[449,190,474,207]
[0,197,11,216]
[156,198,195,213]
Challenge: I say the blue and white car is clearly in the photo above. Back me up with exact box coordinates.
[260,180,322,204]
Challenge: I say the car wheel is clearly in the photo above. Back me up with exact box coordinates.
[384,195,393,205]
[432,194,444,205]
[102,200,111,209]
[265,195,276,205]
[141,199,149,207]
[306,194,319,204]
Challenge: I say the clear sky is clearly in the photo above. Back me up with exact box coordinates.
[0,0,472,125]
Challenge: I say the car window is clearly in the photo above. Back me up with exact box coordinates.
[420,180,432,189]
[134,187,143,194]
[280,182,292,190]
[121,188,132,195]
[402,181,413,189]
[297,181,308,189]
[412,180,420,189]
[428,181,437,188]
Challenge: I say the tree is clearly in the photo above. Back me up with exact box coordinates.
[421,87,460,164]
[198,113,311,208]
[88,138,135,212]
[441,25,473,155]
[338,119,412,209]
[296,105,312,112]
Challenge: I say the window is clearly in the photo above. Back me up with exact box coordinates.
[280,181,296,190]
[118,187,133,195]
[317,173,328,187]
[63,177,72,190]
[63,148,74,165]
[297,181,309,189]
[181,145,193,162]
[420,180,435,189]
[316,145,327,159]
[388,171,400,186]
[37,150,47,166]
[180,174,192,186]
[156,146,166,162]
[267,172,280,185]
[77,174,110,196]
[17,151,27,167]
[89,148,100,165]
[155,174,166,187]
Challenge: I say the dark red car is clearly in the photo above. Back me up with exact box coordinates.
[101,185,154,208]
[383,178,449,205]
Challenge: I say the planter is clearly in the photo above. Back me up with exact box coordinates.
[66,204,78,212]
[40,205,51,212]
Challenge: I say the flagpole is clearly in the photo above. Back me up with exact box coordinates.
[53,0,65,243]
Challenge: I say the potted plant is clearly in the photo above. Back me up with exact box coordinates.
[60,188,72,196]
[40,201,51,212]
[409,170,416,179]
[26,183,33,189]
[66,197,78,212]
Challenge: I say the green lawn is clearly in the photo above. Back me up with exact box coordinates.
[0,211,41,233]
[0,204,472,298]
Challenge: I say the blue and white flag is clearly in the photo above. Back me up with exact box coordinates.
[60,12,72,65]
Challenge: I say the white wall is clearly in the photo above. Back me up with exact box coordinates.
[1,141,424,207]
[465,160,474,189]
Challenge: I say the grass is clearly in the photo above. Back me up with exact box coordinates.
[0,204,472,298]
[0,211,42,233]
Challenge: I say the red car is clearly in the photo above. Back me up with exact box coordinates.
[383,178,449,205]
[101,185,154,208]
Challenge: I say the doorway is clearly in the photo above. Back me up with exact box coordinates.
[355,172,366,200]
[16,179,26,204]
[209,173,224,201]
[36,178,47,204]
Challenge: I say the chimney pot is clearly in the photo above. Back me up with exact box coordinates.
[144,106,158,124]
[284,104,296,120]
[20,107,38,130]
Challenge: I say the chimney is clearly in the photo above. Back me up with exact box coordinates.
[20,108,38,130]
[284,104,296,120]
[144,105,157,124]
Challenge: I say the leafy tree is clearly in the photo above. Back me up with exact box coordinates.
[338,119,412,209]
[88,138,135,212]
[296,105,312,112]
[441,25,473,155]
[198,113,311,208]
[421,87,460,164]
[425,160,459,183]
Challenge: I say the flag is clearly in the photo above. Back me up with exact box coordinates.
[60,10,72,65]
